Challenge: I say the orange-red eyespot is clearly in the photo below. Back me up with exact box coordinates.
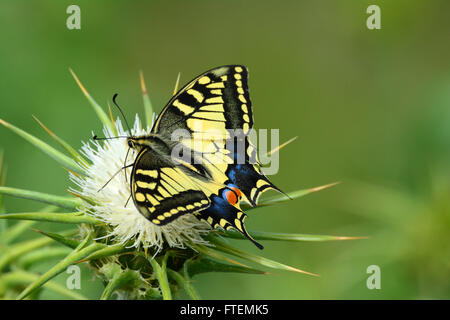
[224,189,237,205]
[223,186,242,205]
[231,187,242,199]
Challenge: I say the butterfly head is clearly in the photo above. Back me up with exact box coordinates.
[127,138,136,149]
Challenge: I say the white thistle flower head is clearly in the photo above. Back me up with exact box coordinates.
[70,115,211,252]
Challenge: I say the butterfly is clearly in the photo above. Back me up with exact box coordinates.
[121,65,284,249]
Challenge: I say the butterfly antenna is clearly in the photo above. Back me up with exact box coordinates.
[97,163,134,192]
[112,93,132,136]
[92,135,128,141]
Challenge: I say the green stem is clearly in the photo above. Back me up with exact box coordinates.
[167,269,201,300]
[147,254,172,300]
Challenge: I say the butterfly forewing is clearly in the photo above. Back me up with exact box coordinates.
[152,65,253,137]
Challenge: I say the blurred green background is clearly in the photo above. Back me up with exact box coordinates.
[0,0,449,299]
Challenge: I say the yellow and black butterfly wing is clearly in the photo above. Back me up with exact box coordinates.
[195,194,263,249]
[151,65,281,205]
[147,65,282,248]
[130,147,211,226]
[152,65,253,138]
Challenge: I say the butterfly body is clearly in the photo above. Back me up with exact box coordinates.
[127,65,283,249]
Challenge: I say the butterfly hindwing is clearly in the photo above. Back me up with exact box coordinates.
[130,146,210,225]
[196,193,263,249]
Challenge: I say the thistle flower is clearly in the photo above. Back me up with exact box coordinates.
[71,116,211,251]
[0,70,364,300]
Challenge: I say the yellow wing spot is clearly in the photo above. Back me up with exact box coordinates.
[237,211,243,219]
[241,104,248,113]
[186,204,194,210]
[205,96,224,104]
[237,87,244,94]
[198,76,210,84]
[243,122,250,134]
[234,218,243,231]
[219,218,228,228]
[157,215,165,220]
[235,80,242,87]
[238,95,247,103]
[136,169,158,178]
[206,82,225,89]
[134,192,146,202]
[194,202,202,207]
[136,181,157,189]
[210,89,222,95]
[235,66,243,73]
[256,179,270,188]
[243,114,250,123]
[146,194,160,206]
[207,217,213,225]
[250,188,257,201]
[187,89,204,103]
[173,99,195,115]
[152,219,160,225]
[149,207,156,213]
[234,73,242,80]
[164,212,172,218]
[201,199,209,205]
[220,75,228,81]
[177,206,185,211]
[170,208,178,214]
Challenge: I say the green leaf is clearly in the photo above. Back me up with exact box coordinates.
[17,247,73,269]
[0,211,100,225]
[16,240,104,300]
[208,237,319,277]
[217,230,367,242]
[0,118,84,175]
[79,243,127,262]
[1,205,57,245]
[139,71,154,128]
[32,229,81,249]
[1,221,35,245]
[0,270,88,300]
[100,264,145,300]
[69,69,114,132]
[0,229,78,271]
[185,256,267,278]
[192,244,250,268]
[0,186,82,210]
[32,115,88,166]
[243,182,340,210]
[0,237,54,272]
